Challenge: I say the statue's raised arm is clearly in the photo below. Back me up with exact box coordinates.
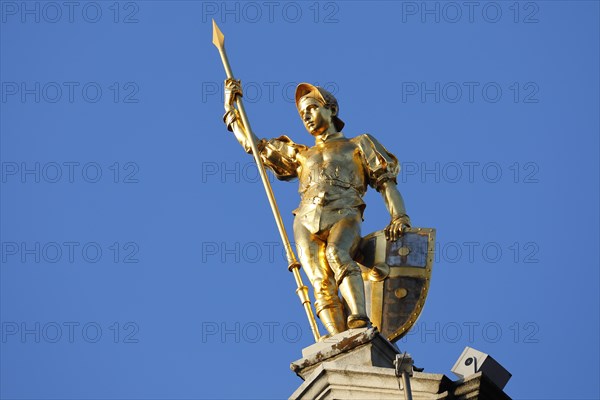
[212,21,321,342]
[222,78,257,153]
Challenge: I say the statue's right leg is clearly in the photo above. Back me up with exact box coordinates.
[293,217,346,336]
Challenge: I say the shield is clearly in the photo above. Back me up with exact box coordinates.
[355,227,436,343]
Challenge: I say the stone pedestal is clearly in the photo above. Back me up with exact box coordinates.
[291,327,399,380]
[289,327,512,400]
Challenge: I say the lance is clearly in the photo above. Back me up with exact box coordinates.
[211,20,320,342]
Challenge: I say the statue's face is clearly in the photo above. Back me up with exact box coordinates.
[299,96,335,136]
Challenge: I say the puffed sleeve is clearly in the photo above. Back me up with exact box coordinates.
[354,134,400,191]
[258,135,307,181]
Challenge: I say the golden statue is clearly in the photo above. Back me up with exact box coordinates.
[223,79,411,336]
[213,21,434,343]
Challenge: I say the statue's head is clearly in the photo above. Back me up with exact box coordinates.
[295,83,345,136]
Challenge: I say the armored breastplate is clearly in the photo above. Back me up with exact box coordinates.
[297,138,368,202]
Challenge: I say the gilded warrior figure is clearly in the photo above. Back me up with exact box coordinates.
[222,80,411,337]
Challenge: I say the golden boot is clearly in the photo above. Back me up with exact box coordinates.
[317,305,347,336]
[338,274,370,329]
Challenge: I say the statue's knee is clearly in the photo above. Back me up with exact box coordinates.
[314,277,334,295]
[344,262,362,275]
[335,261,362,285]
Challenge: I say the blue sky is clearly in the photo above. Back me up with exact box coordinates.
[1,1,599,399]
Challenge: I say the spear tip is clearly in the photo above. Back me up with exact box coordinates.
[212,19,225,49]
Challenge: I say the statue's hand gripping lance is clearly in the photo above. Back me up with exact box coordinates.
[211,20,320,342]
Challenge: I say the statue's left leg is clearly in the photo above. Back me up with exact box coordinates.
[325,211,370,329]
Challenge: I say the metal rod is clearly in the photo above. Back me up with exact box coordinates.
[401,372,413,400]
[212,20,320,342]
